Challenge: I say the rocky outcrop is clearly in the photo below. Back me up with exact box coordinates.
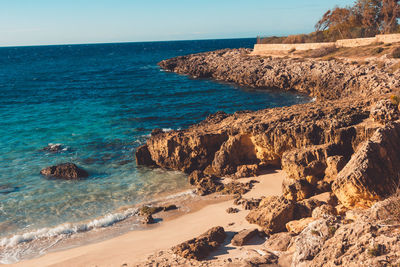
[136,97,378,180]
[159,49,400,100]
[172,226,226,260]
[332,122,400,208]
[40,163,89,179]
[293,196,400,267]
[246,196,295,234]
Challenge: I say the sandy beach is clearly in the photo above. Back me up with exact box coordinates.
[12,170,284,267]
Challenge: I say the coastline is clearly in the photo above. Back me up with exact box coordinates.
[12,170,285,267]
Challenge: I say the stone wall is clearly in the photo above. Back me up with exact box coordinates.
[336,37,377,48]
[252,33,400,55]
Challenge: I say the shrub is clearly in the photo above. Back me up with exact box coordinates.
[367,244,385,257]
[390,95,400,106]
[309,45,338,58]
[372,47,384,55]
[391,47,400,58]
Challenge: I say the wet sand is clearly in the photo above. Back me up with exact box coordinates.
[13,170,285,267]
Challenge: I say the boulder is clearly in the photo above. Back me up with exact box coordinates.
[286,217,316,235]
[246,196,295,234]
[172,226,226,260]
[235,164,259,178]
[295,197,325,219]
[235,198,262,210]
[312,204,337,219]
[245,251,279,266]
[231,228,260,246]
[139,204,177,216]
[281,145,330,181]
[264,232,293,251]
[142,214,155,224]
[226,207,239,214]
[40,163,89,179]
[332,123,400,208]
[291,219,339,266]
[282,177,314,202]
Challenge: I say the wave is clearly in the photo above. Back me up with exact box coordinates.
[0,207,139,248]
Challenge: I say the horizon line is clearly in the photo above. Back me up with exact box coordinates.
[0,36,264,49]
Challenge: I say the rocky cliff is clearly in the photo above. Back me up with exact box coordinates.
[136,48,400,265]
[159,48,400,100]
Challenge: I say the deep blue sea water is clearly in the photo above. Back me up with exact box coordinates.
[0,38,309,261]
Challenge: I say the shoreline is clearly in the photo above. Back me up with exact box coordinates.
[12,170,285,267]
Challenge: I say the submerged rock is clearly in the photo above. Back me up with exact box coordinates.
[40,163,89,179]
[172,226,226,260]
[41,143,65,153]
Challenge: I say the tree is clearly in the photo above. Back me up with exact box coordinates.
[381,0,400,33]
[315,7,355,39]
[353,0,382,36]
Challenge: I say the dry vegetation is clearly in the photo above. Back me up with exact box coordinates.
[258,0,400,45]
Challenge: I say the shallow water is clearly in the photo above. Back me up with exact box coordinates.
[0,39,309,262]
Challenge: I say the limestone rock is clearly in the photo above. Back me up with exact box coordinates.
[282,177,314,202]
[291,219,339,266]
[172,226,226,260]
[246,196,295,234]
[312,204,337,219]
[212,135,259,176]
[235,164,259,178]
[135,145,156,166]
[324,155,346,182]
[286,217,316,235]
[295,197,325,219]
[370,99,400,123]
[264,232,293,251]
[40,163,89,179]
[332,123,400,208]
[231,228,259,246]
[245,251,279,266]
[159,49,400,101]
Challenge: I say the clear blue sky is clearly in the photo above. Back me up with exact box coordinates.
[0,0,355,46]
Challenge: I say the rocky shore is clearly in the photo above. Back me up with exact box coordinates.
[135,48,400,266]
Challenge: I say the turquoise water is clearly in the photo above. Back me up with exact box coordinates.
[0,39,309,255]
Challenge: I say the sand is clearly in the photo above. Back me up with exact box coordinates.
[12,170,285,267]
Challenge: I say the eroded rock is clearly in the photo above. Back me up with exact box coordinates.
[231,228,259,246]
[246,196,295,234]
[172,226,226,260]
[332,122,400,208]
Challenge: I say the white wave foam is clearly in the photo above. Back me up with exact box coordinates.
[164,189,196,200]
[0,208,138,248]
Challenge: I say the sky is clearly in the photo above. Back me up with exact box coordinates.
[0,0,355,47]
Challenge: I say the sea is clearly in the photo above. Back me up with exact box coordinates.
[0,38,309,263]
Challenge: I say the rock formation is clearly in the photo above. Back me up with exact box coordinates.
[159,49,400,100]
[172,226,226,260]
[40,163,89,179]
[134,48,400,266]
